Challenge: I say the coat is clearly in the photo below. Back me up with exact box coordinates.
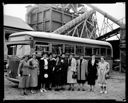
[67,58,77,84]
[97,61,110,85]
[54,60,62,86]
[77,59,88,81]
[17,60,30,88]
[39,58,50,83]
[87,59,98,85]
[60,57,68,85]
[28,58,39,87]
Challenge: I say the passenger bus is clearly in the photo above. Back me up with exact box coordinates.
[6,31,113,83]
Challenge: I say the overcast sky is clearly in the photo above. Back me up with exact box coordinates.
[3,3,125,40]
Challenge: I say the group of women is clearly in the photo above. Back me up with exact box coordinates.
[17,52,110,95]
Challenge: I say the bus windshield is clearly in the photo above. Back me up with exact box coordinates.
[7,44,30,58]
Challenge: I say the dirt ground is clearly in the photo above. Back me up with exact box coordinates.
[3,71,125,101]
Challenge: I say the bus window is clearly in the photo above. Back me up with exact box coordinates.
[76,45,84,56]
[107,48,111,56]
[85,47,92,56]
[7,45,31,58]
[65,44,74,55]
[52,44,63,55]
[93,48,100,56]
[7,45,14,55]
[35,42,49,55]
[16,45,30,58]
[101,48,106,56]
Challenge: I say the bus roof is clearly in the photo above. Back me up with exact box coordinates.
[10,31,112,47]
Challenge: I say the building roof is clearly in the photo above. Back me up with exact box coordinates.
[4,15,33,31]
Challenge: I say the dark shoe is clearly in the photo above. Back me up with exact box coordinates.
[78,88,80,91]
[82,88,85,91]
[24,92,28,95]
[71,88,74,91]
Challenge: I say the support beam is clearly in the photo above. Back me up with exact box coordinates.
[86,4,125,28]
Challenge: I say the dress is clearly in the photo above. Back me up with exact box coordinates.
[54,60,62,86]
[49,58,56,87]
[67,58,77,84]
[87,59,98,85]
[39,57,50,88]
[77,59,88,83]
[28,58,39,87]
[97,61,110,85]
[18,60,30,88]
[60,57,68,85]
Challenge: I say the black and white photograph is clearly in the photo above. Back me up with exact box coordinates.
[3,3,126,101]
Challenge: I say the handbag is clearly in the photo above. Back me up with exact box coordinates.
[72,72,77,79]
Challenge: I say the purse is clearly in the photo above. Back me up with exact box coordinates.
[72,72,77,79]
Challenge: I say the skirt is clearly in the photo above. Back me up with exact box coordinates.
[18,75,30,88]
[19,75,30,88]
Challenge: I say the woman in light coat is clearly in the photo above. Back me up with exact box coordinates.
[77,55,88,91]
[17,55,31,95]
[98,56,110,94]
[67,54,77,91]
[28,53,39,93]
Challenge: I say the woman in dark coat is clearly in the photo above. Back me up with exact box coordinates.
[60,53,68,89]
[39,52,50,92]
[87,54,98,92]
[48,53,56,90]
[54,56,62,90]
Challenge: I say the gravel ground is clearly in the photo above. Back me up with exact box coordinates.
[4,71,125,101]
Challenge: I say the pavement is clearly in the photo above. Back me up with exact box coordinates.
[3,71,125,101]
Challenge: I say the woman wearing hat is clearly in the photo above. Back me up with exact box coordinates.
[28,53,39,93]
[67,54,77,91]
[87,54,98,92]
[39,52,50,92]
[17,55,31,95]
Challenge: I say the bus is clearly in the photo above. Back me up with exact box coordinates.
[6,31,113,83]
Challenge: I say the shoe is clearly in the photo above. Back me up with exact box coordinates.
[31,90,35,94]
[78,88,80,91]
[24,92,28,95]
[71,88,74,91]
[100,91,103,94]
[82,88,85,91]
[40,89,43,93]
[104,90,107,94]
[43,89,47,92]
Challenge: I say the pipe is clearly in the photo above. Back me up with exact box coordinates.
[86,4,125,28]
[53,10,96,34]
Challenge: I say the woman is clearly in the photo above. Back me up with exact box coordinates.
[28,53,39,93]
[60,53,68,90]
[87,54,98,92]
[67,54,77,91]
[98,56,110,94]
[49,53,56,90]
[39,52,50,92]
[17,55,31,95]
[54,56,62,90]
[77,55,88,91]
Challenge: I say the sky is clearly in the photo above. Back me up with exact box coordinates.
[3,3,125,40]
